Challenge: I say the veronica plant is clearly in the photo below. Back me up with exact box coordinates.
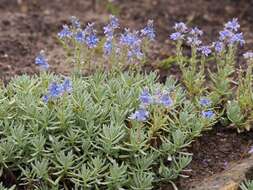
[170,23,207,98]
[57,15,153,75]
[208,18,245,106]
[226,52,253,132]
[0,69,217,189]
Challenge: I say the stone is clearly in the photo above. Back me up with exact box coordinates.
[188,155,253,190]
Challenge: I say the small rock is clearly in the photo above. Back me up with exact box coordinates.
[188,155,253,190]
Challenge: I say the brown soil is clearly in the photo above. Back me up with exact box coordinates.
[177,125,253,189]
[1,0,253,189]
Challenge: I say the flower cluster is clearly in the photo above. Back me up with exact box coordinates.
[43,79,72,103]
[58,19,99,49]
[58,25,72,39]
[55,15,155,71]
[170,22,188,41]
[218,18,245,49]
[129,89,173,122]
[141,19,156,41]
[103,15,119,55]
[202,110,215,119]
[197,45,212,57]
[120,29,143,61]
[187,27,203,47]
[170,22,203,47]
[199,97,215,119]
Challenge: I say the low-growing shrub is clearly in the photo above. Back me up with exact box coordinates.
[0,72,215,189]
[1,14,253,189]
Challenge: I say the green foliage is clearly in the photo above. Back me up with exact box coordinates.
[0,72,211,189]
[240,180,253,190]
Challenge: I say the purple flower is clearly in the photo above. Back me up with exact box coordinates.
[173,22,188,33]
[213,41,224,53]
[225,18,240,32]
[141,20,155,40]
[198,46,212,56]
[120,29,140,47]
[58,25,72,39]
[128,45,143,60]
[219,29,234,41]
[48,82,63,98]
[229,32,245,46]
[70,16,81,28]
[104,39,113,55]
[84,23,96,35]
[243,51,253,60]
[187,36,202,46]
[104,15,119,38]
[190,27,203,36]
[109,15,119,29]
[35,51,49,70]
[139,89,153,105]
[159,94,173,107]
[75,30,85,43]
[202,110,215,119]
[62,79,72,93]
[170,32,184,41]
[129,109,149,122]
[200,98,212,107]
[85,34,99,48]
[42,94,50,103]
[186,27,203,47]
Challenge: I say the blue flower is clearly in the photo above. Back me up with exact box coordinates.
[42,79,73,103]
[75,30,85,43]
[187,27,203,47]
[229,32,245,46]
[70,16,81,28]
[85,34,99,48]
[190,27,203,36]
[128,45,143,60]
[198,46,212,56]
[48,82,63,98]
[104,15,119,38]
[103,25,114,38]
[35,51,49,70]
[109,15,119,29]
[42,94,50,103]
[120,29,140,47]
[62,79,72,93]
[187,36,202,46]
[84,23,96,35]
[170,32,183,41]
[219,29,233,41]
[141,20,155,40]
[129,109,149,122]
[104,39,113,55]
[58,25,72,39]
[139,89,153,105]
[243,51,253,60]
[199,98,212,107]
[159,94,173,107]
[202,110,215,119]
[173,22,188,33]
[225,18,240,32]
[213,41,224,53]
